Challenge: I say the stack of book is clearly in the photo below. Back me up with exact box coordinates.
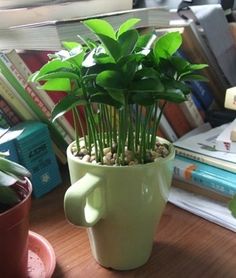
[170,122,236,228]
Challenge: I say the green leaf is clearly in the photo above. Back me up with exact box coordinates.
[135,68,160,80]
[0,185,20,205]
[117,18,141,38]
[67,51,85,68]
[51,95,87,121]
[83,19,116,40]
[121,59,138,83]
[131,93,155,106]
[96,70,126,90]
[118,29,139,56]
[107,89,125,105]
[163,79,191,95]
[154,32,182,61]
[188,64,208,71]
[62,41,82,51]
[29,60,74,82]
[130,78,164,92]
[95,34,121,61]
[0,157,31,185]
[180,74,208,82]
[154,89,187,103]
[40,78,72,91]
[170,56,190,73]
[94,53,116,64]
[136,32,155,50]
[90,93,122,108]
[35,71,79,81]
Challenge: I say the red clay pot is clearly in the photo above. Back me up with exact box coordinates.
[0,179,32,278]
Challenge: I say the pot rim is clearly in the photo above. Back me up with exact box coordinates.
[67,136,175,169]
[0,177,32,217]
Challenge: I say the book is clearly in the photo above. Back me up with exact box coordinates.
[168,186,236,232]
[12,121,62,198]
[0,7,171,50]
[19,50,87,136]
[215,118,236,153]
[161,101,192,137]
[0,52,70,150]
[188,4,236,87]
[0,95,22,126]
[0,72,36,120]
[174,124,236,173]
[177,49,218,111]
[1,52,72,145]
[169,21,228,107]
[0,0,74,9]
[179,94,204,128]
[172,179,231,204]
[0,56,67,163]
[159,112,178,142]
[0,110,10,128]
[0,0,133,28]
[173,155,236,197]
[5,49,75,141]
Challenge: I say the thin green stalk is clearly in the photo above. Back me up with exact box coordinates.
[104,105,113,148]
[139,106,147,164]
[127,104,134,152]
[151,101,166,147]
[112,107,118,145]
[145,105,155,149]
[85,105,101,162]
[135,104,141,153]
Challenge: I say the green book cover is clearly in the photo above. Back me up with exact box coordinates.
[0,53,68,153]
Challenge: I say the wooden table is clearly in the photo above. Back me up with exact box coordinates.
[30,169,236,278]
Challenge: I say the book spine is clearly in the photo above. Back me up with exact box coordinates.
[0,95,22,126]
[0,109,10,128]
[182,23,227,107]
[189,80,218,111]
[1,52,72,145]
[172,178,231,203]
[0,73,35,120]
[0,75,66,164]
[0,53,70,151]
[159,113,178,142]
[173,156,236,196]
[175,146,236,173]
[162,101,192,137]
[179,94,204,128]
[19,51,86,136]
[6,50,75,141]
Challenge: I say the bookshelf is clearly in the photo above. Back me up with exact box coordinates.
[30,166,236,277]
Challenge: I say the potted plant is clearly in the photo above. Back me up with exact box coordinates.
[0,129,32,277]
[30,17,207,270]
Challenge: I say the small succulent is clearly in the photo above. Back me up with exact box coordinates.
[0,128,31,212]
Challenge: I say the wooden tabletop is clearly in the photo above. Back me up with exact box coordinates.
[30,169,236,278]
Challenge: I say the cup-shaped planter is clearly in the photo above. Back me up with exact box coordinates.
[0,179,32,278]
[64,138,175,270]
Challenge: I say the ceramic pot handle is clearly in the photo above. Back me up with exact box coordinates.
[64,173,105,227]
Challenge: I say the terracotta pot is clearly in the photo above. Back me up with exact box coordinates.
[64,137,175,270]
[0,178,32,278]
